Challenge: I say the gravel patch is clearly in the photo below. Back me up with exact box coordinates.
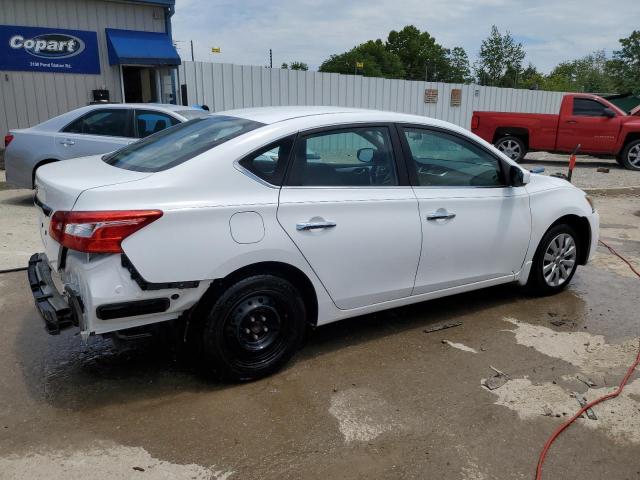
[522,152,640,190]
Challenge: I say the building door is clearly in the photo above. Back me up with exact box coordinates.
[122,66,158,103]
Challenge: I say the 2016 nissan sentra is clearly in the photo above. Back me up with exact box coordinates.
[29,107,599,380]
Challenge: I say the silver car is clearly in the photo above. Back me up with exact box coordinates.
[4,103,208,189]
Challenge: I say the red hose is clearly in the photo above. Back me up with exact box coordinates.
[535,239,640,479]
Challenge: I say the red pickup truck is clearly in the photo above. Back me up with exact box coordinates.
[471,93,640,170]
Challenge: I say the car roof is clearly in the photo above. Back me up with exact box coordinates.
[84,103,203,112]
[216,106,397,124]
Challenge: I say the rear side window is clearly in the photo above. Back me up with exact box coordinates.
[103,115,264,172]
[135,110,180,138]
[239,137,294,185]
[286,126,399,187]
[63,109,132,137]
[573,98,607,116]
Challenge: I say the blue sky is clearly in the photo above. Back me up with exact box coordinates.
[172,0,638,73]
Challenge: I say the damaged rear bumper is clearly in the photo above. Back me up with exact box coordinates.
[27,253,82,334]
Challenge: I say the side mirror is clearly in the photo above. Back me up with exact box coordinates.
[509,165,529,186]
[357,147,374,163]
[603,108,616,118]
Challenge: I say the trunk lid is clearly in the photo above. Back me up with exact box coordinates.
[34,155,153,269]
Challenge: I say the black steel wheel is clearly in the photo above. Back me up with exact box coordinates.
[199,274,306,381]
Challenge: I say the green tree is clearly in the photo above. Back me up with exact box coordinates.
[445,46,473,83]
[475,25,526,87]
[608,31,640,94]
[544,51,616,93]
[519,63,545,90]
[280,62,289,69]
[319,39,405,79]
[385,25,449,81]
[289,61,309,71]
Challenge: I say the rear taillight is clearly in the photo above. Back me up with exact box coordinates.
[4,134,14,147]
[471,115,480,130]
[49,210,163,253]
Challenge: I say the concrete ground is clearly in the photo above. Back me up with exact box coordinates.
[0,166,639,478]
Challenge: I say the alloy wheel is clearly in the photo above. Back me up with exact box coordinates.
[628,144,640,168]
[497,139,521,160]
[542,233,577,287]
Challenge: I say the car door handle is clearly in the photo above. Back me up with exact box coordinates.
[565,120,577,124]
[427,212,456,221]
[296,221,337,231]
[59,139,75,146]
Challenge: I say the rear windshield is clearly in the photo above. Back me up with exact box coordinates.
[103,115,264,172]
[176,109,211,120]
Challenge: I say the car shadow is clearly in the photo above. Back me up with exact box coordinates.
[14,278,535,412]
[0,190,34,206]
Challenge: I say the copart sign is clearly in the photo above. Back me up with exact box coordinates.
[0,25,100,74]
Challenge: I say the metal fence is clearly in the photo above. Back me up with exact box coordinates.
[177,61,566,129]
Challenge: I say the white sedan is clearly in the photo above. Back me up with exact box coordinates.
[4,103,208,189]
[29,107,599,380]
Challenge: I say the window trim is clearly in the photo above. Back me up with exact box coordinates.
[282,122,411,188]
[396,123,509,189]
[133,109,181,138]
[571,98,608,117]
[235,135,296,187]
[60,108,134,138]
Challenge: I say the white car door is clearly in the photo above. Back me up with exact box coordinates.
[55,108,135,159]
[277,125,422,310]
[398,125,531,295]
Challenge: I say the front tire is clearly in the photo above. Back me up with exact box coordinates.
[199,274,306,381]
[495,136,527,162]
[620,140,640,171]
[527,224,579,295]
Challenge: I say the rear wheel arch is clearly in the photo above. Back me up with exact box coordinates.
[492,127,529,150]
[195,261,318,328]
[32,158,59,188]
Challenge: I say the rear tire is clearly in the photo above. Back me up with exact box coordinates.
[620,140,640,171]
[495,136,527,162]
[527,224,579,296]
[198,274,306,381]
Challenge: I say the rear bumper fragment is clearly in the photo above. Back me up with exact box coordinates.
[27,253,77,334]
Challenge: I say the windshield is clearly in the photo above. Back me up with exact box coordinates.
[176,109,211,120]
[103,115,264,172]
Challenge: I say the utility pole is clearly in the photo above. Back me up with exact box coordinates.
[190,40,194,62]
[269,49,273,68]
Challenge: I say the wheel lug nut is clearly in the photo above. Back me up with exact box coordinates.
[263,326,268,332]
[253,334,259,340]
[250,317,255,322]
[261,315,266,321]
[244,328,250,334]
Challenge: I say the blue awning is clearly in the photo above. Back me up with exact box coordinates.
[105,28,180,66]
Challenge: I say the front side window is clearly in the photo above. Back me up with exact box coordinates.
[287,126,398,187]
[402,127,504,187]
[135,110,180,138]
[239,137,294,185]
[103,115,264,172]
[573,98,607,117]
[63,109,132,137]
